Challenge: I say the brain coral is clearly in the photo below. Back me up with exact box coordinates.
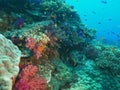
[0,34,21,90]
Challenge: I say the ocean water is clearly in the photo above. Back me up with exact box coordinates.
[66,0,120,47]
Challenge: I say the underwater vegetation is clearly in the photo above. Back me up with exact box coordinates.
[0,0,120,90]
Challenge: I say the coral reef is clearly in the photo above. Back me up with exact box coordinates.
[0,34,21,90]
[1,0,120,90]
[95,45,120,74]
[4,21,50,59]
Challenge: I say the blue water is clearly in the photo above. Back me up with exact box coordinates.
[66,0,120,47]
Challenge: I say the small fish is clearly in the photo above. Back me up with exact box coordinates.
[83,14,87,17]
[111,32,115,35]
[116,34,120,38]
[101,0,107,4]
[98,22,101,24]
[92,11,96,14]
[108,18,112,21]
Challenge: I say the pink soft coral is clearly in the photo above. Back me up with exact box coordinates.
[25,37,36,50]
[14,64,47,90]
[32,43,43,59]
[25,37,44,59]
[14,79,29,90]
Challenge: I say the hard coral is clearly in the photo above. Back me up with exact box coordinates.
[14,64,47,90]
[84,45,99,60]
[0,34,21,90]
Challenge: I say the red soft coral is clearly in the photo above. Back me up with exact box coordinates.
[14,79,29,90]
[28,76,47,90]
[14,64,47,90]
[19,64,38,81]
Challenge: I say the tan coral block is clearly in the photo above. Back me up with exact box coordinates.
[0,34,21,90]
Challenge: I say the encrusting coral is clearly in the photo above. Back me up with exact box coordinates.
[0,34,21,90]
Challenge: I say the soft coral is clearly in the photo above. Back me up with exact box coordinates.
[25,37,45,59]
[14,64,47,90]
[45,30,59,47]
[25,37,36,50]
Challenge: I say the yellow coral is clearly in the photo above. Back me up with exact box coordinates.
[40,33,50,44]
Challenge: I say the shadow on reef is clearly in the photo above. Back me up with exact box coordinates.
[0,0,120,90]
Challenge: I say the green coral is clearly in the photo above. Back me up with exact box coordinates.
[95,45,120,74]
[50,58,73,90]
